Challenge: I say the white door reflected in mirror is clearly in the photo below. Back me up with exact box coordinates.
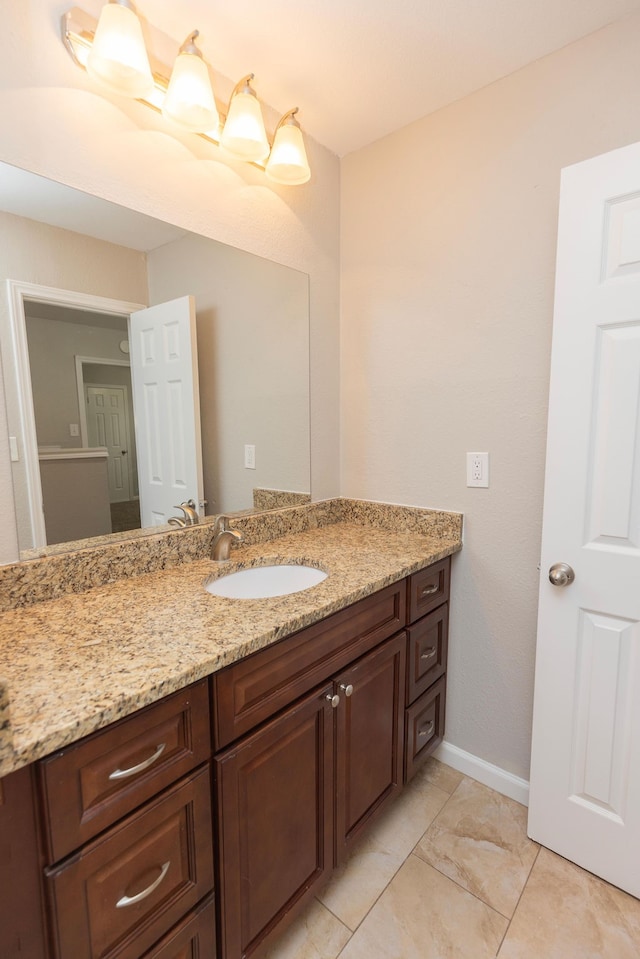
[130,296,204,527]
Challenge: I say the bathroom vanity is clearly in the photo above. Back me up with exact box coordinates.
[0,500,460,959]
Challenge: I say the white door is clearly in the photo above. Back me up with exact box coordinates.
[129,296,204,527]
[85,386,131,502]
[528,141,640,897]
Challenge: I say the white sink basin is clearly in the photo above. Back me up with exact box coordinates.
[205,564,327,599]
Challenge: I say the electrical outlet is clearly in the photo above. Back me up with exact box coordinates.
[244,444,256,469]
[69,423,80,437]
[467,452,489,488]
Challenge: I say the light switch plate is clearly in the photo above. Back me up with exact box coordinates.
[244,444,256,469]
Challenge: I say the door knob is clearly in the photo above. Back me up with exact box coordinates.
[548,563,575,587]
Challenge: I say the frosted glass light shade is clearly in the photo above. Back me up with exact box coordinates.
[86,1,154,99]
[163,51,219,133]
[266,121,311,185]
[220,90,269,162]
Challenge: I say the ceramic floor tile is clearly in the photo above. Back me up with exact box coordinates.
[422,756,465,794]
[339,853,508,959]
[263,897,351,959]
[317,765,450,930]
[497,846,640,959]
[414,776,538,918]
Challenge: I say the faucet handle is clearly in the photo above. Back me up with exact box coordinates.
[172,501,200,526]
[213,514,229,535]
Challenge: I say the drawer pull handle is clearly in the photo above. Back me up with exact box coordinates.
[339,683,354,697]
[116,861,171,908]
[108,743,166,781]
[326,693,340,708]
[418,721,435,739]
[421,647,437,662]
[421,584,439,597]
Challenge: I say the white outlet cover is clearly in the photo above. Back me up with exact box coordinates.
[466,452,489,488]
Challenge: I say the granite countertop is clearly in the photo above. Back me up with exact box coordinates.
[0,501,462,778]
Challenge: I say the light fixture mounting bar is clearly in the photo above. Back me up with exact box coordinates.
[61,6,271,168]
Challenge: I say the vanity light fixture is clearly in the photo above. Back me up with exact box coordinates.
[85,0,154,99]
[219,74,269,163]
[162,30,219,134]
[62,4,311,185]
[265,108,311,185]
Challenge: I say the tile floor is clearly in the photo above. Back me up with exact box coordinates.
[264,759,640,959]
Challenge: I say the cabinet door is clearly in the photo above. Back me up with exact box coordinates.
[334,632,406,863]
[0,766,48,959]
[215,685,334,959]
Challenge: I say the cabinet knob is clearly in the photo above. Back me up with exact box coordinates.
[339,683,353,697]
[326,693,340,708]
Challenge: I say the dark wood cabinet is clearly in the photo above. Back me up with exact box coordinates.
[215,685,335,959]
[40,681,211,862]
[1,555,453,959]
[404,560,451,783]
[215,628,409,959]
[405,675,446,783]
[0,765,48,959]
[212,580,406,750]
[142,895,216,958]
[335,632,406,862]
[32,681,215,959]
[46,766,214,959]
[406,604,448,705]
[407,557,450,622]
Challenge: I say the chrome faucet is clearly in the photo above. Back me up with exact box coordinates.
[168,500,200,528]
[211,515,243,561]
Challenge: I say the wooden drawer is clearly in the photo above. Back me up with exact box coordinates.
[406,604,448,706]
[407,558,450,623]
[214,580,406,749]
[142,894,216,958]
[404,676,446,784]
[46,766,214,959]
[40,680,210,863]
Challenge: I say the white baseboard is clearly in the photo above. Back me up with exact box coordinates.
[434,741,530,807]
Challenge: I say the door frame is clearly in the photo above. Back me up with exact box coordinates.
[3,280,144,548]
[76,357,136,499]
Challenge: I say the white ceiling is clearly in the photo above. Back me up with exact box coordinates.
[142,0,640,156]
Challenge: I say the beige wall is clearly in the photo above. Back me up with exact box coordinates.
[26,315,129,449]
[0,0,341,562]
[0,212,147,553]
[341,14,640,780]
[147,234,309,514]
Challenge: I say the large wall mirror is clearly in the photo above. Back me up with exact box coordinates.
[0,163,310,558]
